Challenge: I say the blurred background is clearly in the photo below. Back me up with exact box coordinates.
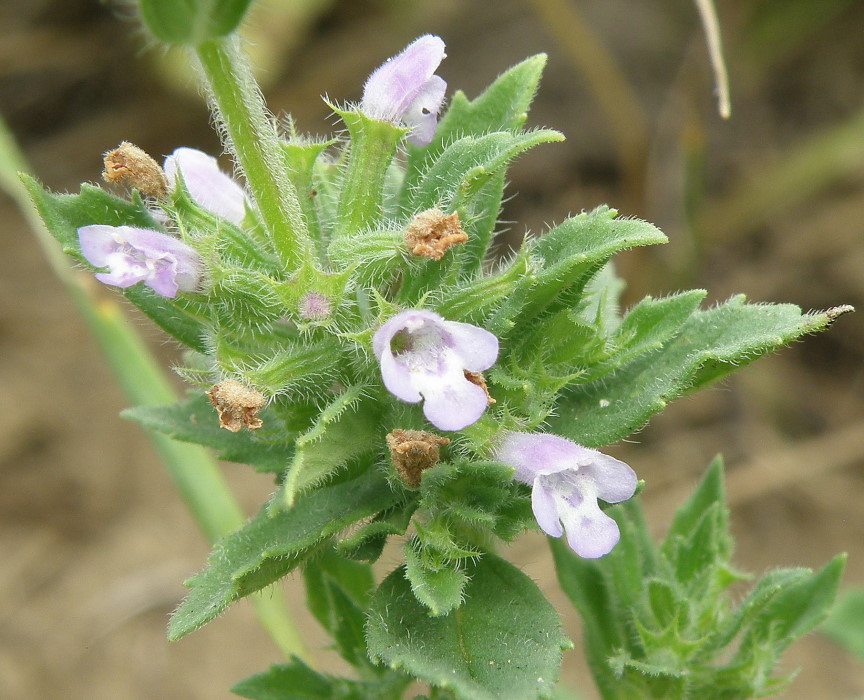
[1,0,863,697]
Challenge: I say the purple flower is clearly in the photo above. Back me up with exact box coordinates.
[360,35,447,146]
[373,309,498,431]
[77,224,202,298]
[494,432,637,558]
[163,147,248,225]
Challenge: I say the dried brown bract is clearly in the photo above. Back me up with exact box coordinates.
[206,379,266,432]
[386,429,450,489]
[463,370,496,405]
[404,208,468,261]
[102,141,168,198]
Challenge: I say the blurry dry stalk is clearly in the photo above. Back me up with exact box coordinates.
[404,209,468,261]
[102,141,168,198]
[386,429,450,489]
[694,0,732,119]
[207,379,266,431]
[526,0,648,202]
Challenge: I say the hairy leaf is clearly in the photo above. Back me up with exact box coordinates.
[366,554,571,700]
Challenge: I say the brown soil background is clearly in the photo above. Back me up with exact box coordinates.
[2,1,863,698]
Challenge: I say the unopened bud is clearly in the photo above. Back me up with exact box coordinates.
[386,428,450,489]
[102,141,168,198]
[404,208,468,261]
[299,291,331,320]
[206,379,266,432]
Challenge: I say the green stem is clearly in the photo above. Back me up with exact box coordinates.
[0,115,310,663]
[195,36,309,270]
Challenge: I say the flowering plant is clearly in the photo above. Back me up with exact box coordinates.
[21,2,852,698]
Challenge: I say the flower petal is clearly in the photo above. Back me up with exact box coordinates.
[361,35,446,121]
[443,319,499,372]
[579,453,638,504]
[379,348,422,403]
[164,147,247,225]
[531,478,563,538]
[403,75,447,146]
[413,362,489,430]
[559,497,621,559]
[78,225,123,267]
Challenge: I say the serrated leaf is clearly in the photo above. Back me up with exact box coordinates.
[337,502,418,562]
[123,392,289,472]
[743,553,846,653]
[491,207,667,335]
[280,387,379,506]
[168,468,399,641]
[550,297,838,446]
[403,538,469,617]
[22,175,162,258]
[404,130,563,217]
[366,554,570,700]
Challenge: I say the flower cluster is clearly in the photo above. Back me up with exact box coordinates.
[73,37,639,561]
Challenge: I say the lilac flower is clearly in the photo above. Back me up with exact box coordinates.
[373,309,498,431]
[163,147,248,225]
[360,35,447,146]
[77,224,202,298]
[494,432,637,558]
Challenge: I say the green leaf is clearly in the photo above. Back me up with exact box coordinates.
[123,392,288,473]
[279,387,379,507]
[821,587,864,656]
[742,553,846,654]
[366,554,571,700]
[404,130,563,218]
[231,658,409,700]
[303,547,375,669]
[139,0,255,45]
[21,176,162,259]
[549,537,630,700]
[550,297,839,446]
[336,502,418,562]
[231,659,334,699]
[491,207,667,336]
[402,54,548,202]
[403,537,470,617]
[168,468,399,641]
[661,456,726,560]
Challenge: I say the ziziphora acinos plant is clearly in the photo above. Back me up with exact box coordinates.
[25,12,850,700]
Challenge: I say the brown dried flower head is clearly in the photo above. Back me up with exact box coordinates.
[206,379,266,432]
[102,141,168,198]
[463,370,496,405]
[386,429,450,489]
[404,208,468,261]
